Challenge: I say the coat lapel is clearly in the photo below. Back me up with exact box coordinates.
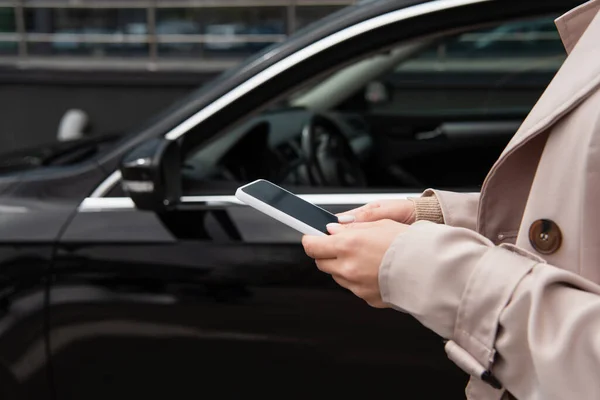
[498,3,600,161]
[556,0,600,55]
[477,3,600,237]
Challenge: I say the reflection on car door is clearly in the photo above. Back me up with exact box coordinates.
[49,195,467,399]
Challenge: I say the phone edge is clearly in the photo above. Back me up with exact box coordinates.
[235,185,327,236]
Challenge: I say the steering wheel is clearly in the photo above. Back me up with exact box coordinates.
[301,113,367,187]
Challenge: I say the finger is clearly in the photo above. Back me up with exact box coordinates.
[326,221,382,234]
[352,205,389,223]
[327,223,349,234]
[337,202,379,217]
[337,204,368,216]
[337,215,356,224]
[302,234,339,260]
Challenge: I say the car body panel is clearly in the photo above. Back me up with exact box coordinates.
[51,205,469,399]
[0,163,104,398]
[0,244,53,399]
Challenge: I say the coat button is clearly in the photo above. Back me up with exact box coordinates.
[529,219,562,255]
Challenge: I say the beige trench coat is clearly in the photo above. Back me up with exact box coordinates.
[379,1,600,399]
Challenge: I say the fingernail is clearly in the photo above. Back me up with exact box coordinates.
[327,223,341,229]
[337,215,355,224]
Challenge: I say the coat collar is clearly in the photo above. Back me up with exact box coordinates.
[488,1,600,165]
[556,0,600,55]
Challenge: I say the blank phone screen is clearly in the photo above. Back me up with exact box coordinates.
[241,180,338,234]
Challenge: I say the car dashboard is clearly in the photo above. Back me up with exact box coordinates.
[183,108,372,187]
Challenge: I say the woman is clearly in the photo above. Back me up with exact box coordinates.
[301,1,600,399]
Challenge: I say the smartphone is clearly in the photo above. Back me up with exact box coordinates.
[235,179,338,236]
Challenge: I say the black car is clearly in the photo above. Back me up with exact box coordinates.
[0,0,579,398]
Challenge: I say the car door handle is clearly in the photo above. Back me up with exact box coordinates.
[415,126,446,140]
[416,121,522,141]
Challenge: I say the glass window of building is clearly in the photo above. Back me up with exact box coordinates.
[155,6,287,58]
[0,7,14,32]
[0,7,16,55]
[24,7,148,56]
[0,1,357,63]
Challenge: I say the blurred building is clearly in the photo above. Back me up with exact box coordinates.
[0,1,563,154]
[0,1,356,152]
[0,0,354,71]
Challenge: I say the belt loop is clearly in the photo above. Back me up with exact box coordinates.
[444,340,502,389]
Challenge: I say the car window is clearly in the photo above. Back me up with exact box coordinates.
[171,14,568,196]
[367,15,565,117]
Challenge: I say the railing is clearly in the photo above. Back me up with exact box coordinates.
[0,1,565,73]
[0,0,357,70]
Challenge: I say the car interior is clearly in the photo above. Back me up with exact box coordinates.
[176,14,565,194]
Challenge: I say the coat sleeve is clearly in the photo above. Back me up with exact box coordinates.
[420,189,480,231]
[379,220,600,400]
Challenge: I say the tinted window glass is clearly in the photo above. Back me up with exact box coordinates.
[169,15,569,196]
[375,16,565,116]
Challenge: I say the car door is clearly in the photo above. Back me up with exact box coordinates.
[50,188,469,400]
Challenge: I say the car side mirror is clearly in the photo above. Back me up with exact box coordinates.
[119,137,181,212]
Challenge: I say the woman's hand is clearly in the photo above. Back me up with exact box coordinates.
[302,219,409,308]
[337,199,416,224]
